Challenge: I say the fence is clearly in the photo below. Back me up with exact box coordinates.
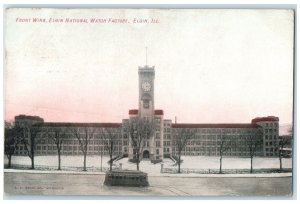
[161,167,292,174]
[6,164,122,172]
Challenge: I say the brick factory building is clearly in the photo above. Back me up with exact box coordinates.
[12,65,280,162]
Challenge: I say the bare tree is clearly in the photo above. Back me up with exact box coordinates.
[100,127,120,172]
[95,143,104,172]
[173,128,195,173]
[218,132,234,174]
[127,117,154,171]
[20,124,42,169]
[70,126,95,171]
[4,122,20,168]
[47,127,67,170]
[247,129,263,173]
[278,127,292,170]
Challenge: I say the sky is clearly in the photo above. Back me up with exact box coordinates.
[5,9,294,124]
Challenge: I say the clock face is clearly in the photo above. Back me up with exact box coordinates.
[142,82,151,92]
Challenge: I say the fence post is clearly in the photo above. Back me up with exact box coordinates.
[161,163,164,173]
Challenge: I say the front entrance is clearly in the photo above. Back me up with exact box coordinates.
[143,150,150,159]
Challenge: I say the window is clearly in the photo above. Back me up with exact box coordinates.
[156,141,160,147]
[156,149,159,154]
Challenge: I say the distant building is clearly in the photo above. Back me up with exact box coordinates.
[12,64,280,161]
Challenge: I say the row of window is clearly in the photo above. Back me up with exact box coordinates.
[172,152,263,156]
[32,139,267,149]
[172,147,262,152]
[265,123,278,127]
[265,142,277,146]
[265,135,277,140]
[265,129,277,133]
[265,148,277,152]
[170,135,263,140]
[38,133,122,139]
[172,129,259,134]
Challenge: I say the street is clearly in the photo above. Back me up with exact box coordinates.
[4,172,292,197]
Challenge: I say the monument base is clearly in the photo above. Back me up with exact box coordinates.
[104,170,149,187]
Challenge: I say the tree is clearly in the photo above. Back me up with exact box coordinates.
[100,128,120,172]
[127,117,154,171]
[20,124,42,169]
[70,126,95,171]
[4,121,20,168]
[218,132,234,174]
[47,127,67,170]
[173,128,195,173]
[278,127,292,170]
[247,129,263,173]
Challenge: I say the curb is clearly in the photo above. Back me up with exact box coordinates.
[4,169,292,178]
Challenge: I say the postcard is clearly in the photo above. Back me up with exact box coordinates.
[4,8,294,197]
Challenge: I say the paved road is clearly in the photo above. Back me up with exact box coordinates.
[4,172,292,197]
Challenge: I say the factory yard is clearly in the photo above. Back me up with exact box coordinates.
[4,155,292,175]
[4,155,293,196]
[4,171,292,196]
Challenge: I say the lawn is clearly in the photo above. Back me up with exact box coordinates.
[4,155,292,175]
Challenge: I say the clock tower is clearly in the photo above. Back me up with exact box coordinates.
[138,65,155,118]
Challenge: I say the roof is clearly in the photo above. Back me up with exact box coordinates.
[128,109,164,115]
[251,116,279,124]
[172,123,258,129]
[154,110,164,115]
[129,109,138,115]
[15,115,44,122]
[41,122,121,128]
